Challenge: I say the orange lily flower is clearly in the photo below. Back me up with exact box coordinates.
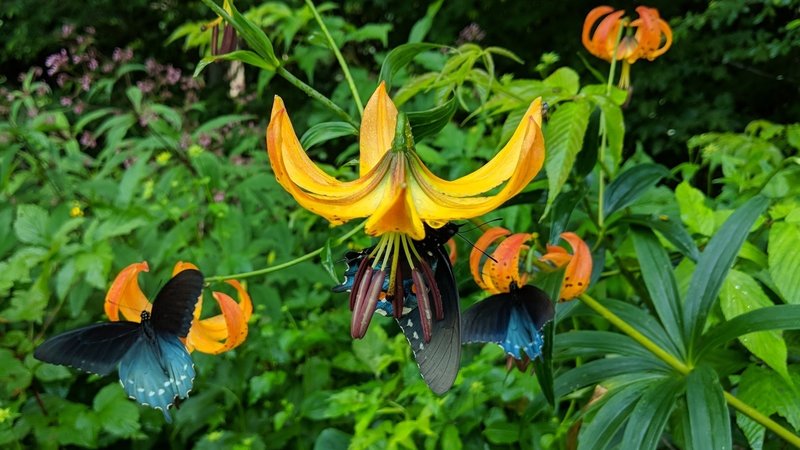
[469,227,533,294]
[268,82,545,339]
[540,232,593,301]
[582,6,672,88]
[105,261,252,354]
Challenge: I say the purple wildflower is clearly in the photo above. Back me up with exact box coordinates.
[80,131,96,148]
[45,49,69,76]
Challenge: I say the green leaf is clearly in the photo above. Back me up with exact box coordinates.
[543,100,592,217]
[0,349,31,397]
[623,214,700,261]
[631,227,685,353]
[555,358,668,398]
[554,331,652,360]
[675,182,716,236]
[699,305,800,356]
[407,97,457,141]
[769,222,800,304]
[621,378,683,450]
[93,384,140,438]
[736,364,800,450]
[14,204,49,246]
[604,164,669,217]
[314,428,351,450]
[194,50,276,77]
[320,238,340,284]
[200,0,279,67]
[115,151,152,209]
[408,0,444,43]
[379,43,443,88]
[194,114,255,136]
[720,270,788,379]
[684,195,769,354]
[300,121,358,150]
[548,187,585,243]
[532,320,555,405]
[543,67,580,97]
[685,366,731,450]
[484,421,519,444]
[125,86,142,113]
[578,383,646,450]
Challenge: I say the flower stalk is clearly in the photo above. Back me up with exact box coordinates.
[305,0,364,115]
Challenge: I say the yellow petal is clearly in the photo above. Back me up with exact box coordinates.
[267,97,393,223]
[414,98,544,197]
[105,261,150,322]
[360,82,398,175]
[409,100,545,221]
[186,291,248,354]
[362,154,425,239]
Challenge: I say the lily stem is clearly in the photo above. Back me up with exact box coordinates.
[305,0,364,116]
[276,66,360,129]
[578,292,800,447]
[205,223,363,283]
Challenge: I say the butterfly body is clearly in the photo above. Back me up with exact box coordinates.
[461,284,554,361]
[34,269,203,422]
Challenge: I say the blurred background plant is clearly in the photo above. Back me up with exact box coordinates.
[1,0,800,448]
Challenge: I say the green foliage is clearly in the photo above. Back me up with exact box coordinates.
[3,0,800,448]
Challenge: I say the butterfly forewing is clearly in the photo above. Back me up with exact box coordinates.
[34,322,143,376]
[461,294,513,344]
[518,285,555,330]
[151,269,204,337]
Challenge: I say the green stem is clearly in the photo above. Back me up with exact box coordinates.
[579,293,690,374]
[724,392,800,448]
[305,0,364,116]
[578,292,800,446]
[597,23,625,229]
[275,66,359,129]
[205,223,363,283]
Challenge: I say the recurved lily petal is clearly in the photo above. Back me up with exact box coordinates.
[360,82,398,175]
[105,261,150,322]
[470,227,511,292]
[540,232,592,301]
[487,233,532,293]
[185,288,250,354]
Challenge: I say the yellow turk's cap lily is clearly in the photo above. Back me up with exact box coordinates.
[267,82,545,241]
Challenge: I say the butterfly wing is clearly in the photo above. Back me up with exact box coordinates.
[397,246,461,395]
[462,285,554,360]
[150,269,204,337]
[34,322,142,376]
[118,331,195,423]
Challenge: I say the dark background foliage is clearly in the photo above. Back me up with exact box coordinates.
[4,0,798,161]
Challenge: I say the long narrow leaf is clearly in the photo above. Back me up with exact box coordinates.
[631,227,685,355]
[554,357,669,398]
[623,215,700,261]
[200,0,279,67]
[555,331,651,360]
[684,195,769,356]
[685,366,731,450]
[603,164,668,217]
[379,43,443,87]
[620,377,683,450]
[696,304,800,357]
[578,383,646,450]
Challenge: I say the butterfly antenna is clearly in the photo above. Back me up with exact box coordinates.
[455,233,498,263]
[459,218,504,234]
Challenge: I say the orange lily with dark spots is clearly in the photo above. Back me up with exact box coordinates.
[105,261,252,354]
[582,5,672,88]
[540,232,593,301]
[469,227,533,294]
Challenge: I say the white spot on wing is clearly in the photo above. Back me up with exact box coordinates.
[149,391,156,397]
[158,389,165,395]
